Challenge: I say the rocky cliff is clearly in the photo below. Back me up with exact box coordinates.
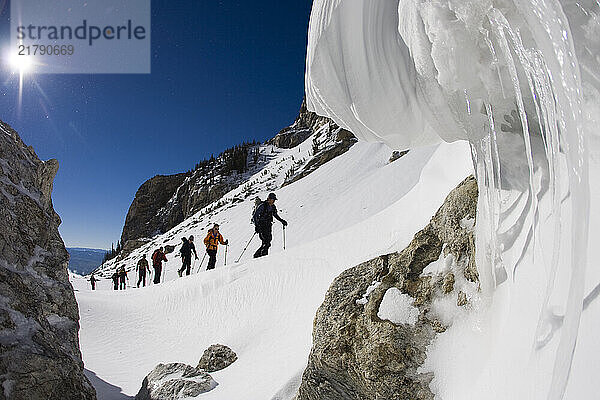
[268,98,334,149]
[119,145,260,253]
[119,99,356,256]
[120,172,189,247]
[0,121,96,400]
[296,176,479,400]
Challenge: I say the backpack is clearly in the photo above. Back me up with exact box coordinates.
[251,197,262,224]
[180,240,191,258]
[152,249,160,264]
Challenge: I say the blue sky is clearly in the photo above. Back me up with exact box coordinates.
[0,1,312,249]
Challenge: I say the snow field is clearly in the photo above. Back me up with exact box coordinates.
[73,129,600,400]
[73,140,474,399]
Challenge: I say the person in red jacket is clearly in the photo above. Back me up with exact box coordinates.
[203,224,228,270]
[152,247,168,284]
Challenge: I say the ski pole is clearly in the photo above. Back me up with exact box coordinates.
[224,244,228,266]
[283,226,286,250]
[197,252,207,273]
[236,232,256,263]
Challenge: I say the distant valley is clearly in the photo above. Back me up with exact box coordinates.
[67,248,106,275]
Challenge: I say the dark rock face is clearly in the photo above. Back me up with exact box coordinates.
[0,121,96,400]
[197,344,238,372]
[120,173,189,247]
[119,169,239,256]
[269,98,334,149]
[135,363,217,400]
[120,164,240,254]
[296,176,479,400]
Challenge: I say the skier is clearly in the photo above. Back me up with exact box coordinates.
[151,247,168,284]
[111,271,119,290]
[118,266,128,290]
[178,236,198,276]
[253,193,287,258]
[178,237,190,277]
[89,274,98,290]
[203,224,228,270]
[136,254,150,287]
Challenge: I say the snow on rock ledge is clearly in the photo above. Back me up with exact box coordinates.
[378,288,419,326]
[0,120,96,400]
[295,176,479,400]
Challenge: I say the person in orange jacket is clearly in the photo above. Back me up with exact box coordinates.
[203,224,228,270]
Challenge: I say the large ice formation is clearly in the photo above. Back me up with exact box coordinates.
[305,0,599,398]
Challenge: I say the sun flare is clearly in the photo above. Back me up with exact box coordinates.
[7,51,33,74]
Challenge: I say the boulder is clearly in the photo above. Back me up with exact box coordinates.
[135,363,217,400]
[0,121,96,399]
[197,344,238,372]
[296,176,479,400]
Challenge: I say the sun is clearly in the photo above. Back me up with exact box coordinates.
[7,51,34,74]
[3,47,39,116]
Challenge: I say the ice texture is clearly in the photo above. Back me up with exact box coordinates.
[305,0,596,398]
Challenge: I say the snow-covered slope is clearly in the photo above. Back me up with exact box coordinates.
[73,125,600,399]
[72,138,475,399]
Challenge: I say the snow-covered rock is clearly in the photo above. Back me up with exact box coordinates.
[0,120,96,400]
[135,363,217,400]
[296,176,478,400]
